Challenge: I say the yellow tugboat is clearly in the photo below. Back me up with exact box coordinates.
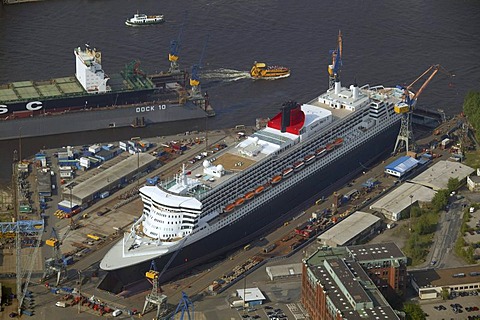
[250,62,290,79]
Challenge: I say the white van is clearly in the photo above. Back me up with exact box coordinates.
[112,309,122,317]
[55,301,67,308]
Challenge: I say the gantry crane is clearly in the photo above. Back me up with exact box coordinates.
[171,292,194,320]
[42,227,67,286]
[189,35,209,99]
[328,30,343,90]
[142,260,168,319]
[168,11,189,74]
[392,64,453,154]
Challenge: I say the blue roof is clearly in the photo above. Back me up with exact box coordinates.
[385,156,419,174]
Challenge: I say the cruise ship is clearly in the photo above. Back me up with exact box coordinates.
[99,58,406,294]
[0,44,213,140]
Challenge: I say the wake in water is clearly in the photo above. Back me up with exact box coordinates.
[202,68,252,82]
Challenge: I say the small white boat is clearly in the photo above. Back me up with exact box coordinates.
[125,13,164,26]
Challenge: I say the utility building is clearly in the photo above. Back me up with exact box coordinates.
[384,156,419,178]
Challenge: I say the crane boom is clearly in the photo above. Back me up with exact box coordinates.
[328,30,343,89]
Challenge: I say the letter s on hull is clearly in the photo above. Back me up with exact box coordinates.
[0,105,8,115]
[26,101,43,111]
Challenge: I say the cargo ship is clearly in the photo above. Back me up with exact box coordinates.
[99,36,407,294]
[0,44,213,140]
[250,62,290,79]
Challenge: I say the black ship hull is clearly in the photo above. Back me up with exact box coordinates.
[1,88,156,116]
[98,121,400,294]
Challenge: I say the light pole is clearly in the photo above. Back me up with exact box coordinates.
[409,194,414,232]
[77,270,81,314]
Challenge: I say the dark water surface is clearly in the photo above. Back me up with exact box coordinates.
[1,0,479,184]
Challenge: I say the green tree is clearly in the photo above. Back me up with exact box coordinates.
[447,177,461,193]
[441,288,450,300]
[431,189,449,213]
[403,302,426,320]
[463,91,480,141]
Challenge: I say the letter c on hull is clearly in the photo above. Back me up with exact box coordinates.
[26,101,43,111]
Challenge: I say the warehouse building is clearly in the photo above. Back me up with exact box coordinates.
[409,160,475,191]
[62,153,157,206]
[369,182,437,221]
[316,211,381,247]
[384,156,419,178]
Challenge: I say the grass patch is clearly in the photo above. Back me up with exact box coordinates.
[402,209,441,266]
[464,150,480,169]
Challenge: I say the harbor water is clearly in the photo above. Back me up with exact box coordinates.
[1,0,480,185]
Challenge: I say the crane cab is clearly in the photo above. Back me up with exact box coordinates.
[46,238,59,247]
[394,102,410,114]
[146,270,159,280]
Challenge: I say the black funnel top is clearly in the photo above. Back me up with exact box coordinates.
[281,100,297,133]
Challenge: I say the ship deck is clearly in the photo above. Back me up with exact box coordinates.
[0,77,85,102]
[0,72,157,103]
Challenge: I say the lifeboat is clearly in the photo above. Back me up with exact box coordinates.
[245,191,255,200]
[235,197,246,206]
[334,137,344,147]
[315,147,327,157]
[224,204,236,213]
[255,185,265,194]
[304,154,315,164]
[282,167,294,177]
[293,161,305,171]
[326,143,334,152]
[250,62,290,79]
[271,175,282,184]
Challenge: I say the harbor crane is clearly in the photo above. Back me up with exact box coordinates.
[142,260,168,319]
[171,292,194,320]
[328,30,343,90]
[168,11,189,74]
[1,219,44,314]
[392,64,453,154]
[42,227,67,286]
[190,35,209,99]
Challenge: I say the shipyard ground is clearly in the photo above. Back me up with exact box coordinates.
[2,114,477,319]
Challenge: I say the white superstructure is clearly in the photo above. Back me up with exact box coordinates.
[74,45,110,93]
[100,79,405,271]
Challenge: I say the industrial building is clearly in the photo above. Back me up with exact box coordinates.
[302,242,406,320]
[467,175,480,192]
[265,263,302,281]
[369,182,437,221]
[316,211,381,247]
[409,160,475,191]
[235,288,266,307]
[410,266,480,299]
[62,153,157,206]
[384,156,419,178]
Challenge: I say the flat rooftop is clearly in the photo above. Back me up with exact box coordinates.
[369,182,437,220]
[317,211,380,246]
[411,265,480,288]
[347,242,406,262]
[408,160,475,191]
[66,153,157,202]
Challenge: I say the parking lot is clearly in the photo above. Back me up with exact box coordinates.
[420,292,480,319]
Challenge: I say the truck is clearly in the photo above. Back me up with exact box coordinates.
[470,207,476,213]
